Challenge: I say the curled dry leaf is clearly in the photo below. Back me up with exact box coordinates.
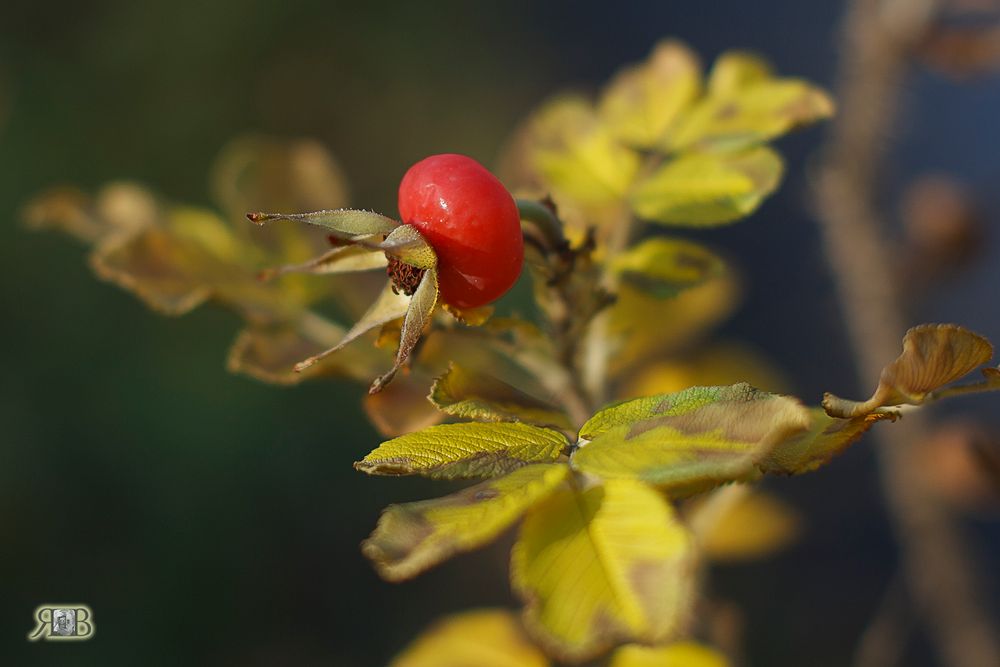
[823,324,993,418]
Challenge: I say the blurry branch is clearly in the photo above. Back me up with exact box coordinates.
[813,1,1000,666]
[852,571,911,667]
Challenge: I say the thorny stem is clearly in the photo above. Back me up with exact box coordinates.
[814,1,1000,665]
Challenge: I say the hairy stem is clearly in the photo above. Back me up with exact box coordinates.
[814,1,1000,665]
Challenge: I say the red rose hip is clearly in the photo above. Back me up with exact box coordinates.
[398,154,524,309]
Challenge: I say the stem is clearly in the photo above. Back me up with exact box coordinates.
[517,198,568,252]
[813,1,1000,665]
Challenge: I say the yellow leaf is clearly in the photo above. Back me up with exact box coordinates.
[355,421,569,479]
[390,609,549,667]
[707,52,773,96]
[823,324,993,418]
[512,479,696,661]
[667,77,834,153]
[519,95,641,208]
[629,146,783,226]
[610,641,730,667]
[572,384,811,497]
[623,341,789,398]
[609,268,740,377]
[210,135,350,222]
[693,490,800,562]
[430,364,573,431]
[362,463,569,581]
[599,40,702,148]
[610,237,725,299]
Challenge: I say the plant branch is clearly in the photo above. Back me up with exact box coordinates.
[813,1,1000,665]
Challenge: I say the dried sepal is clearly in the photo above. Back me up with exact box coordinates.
[370,267,439,393]
[293,282,410,373]
[257,244,387,280]
[247,208,399,239]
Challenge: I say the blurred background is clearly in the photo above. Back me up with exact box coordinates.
[2,0,999,665]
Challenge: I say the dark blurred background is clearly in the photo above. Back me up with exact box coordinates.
[2,1,999,665]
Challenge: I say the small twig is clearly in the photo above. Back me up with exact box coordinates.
[852,571,911,667]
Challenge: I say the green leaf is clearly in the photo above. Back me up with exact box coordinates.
[610,238,725,298]
[629,146,783,226]
[292,281,410,373]
[370,267,439,393]
[355,421,569,479]
[571,384,811,496]
[610,642,729,667]
[511,479,696,661]
[362,463,569,581]
[247,208,399,238]
[429,364,573,431]
[666,77,834,153]
[390,610,550,667]
[823,324,994,418]
[599,40,702,149]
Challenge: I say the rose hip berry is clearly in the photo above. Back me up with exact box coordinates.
[398,153,524,309]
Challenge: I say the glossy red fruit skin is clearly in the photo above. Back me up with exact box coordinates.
[398,154,524,309]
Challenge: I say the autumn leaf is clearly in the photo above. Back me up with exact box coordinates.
[512,478,696,661]
[362,463,569,581]
[571,384,811,497]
